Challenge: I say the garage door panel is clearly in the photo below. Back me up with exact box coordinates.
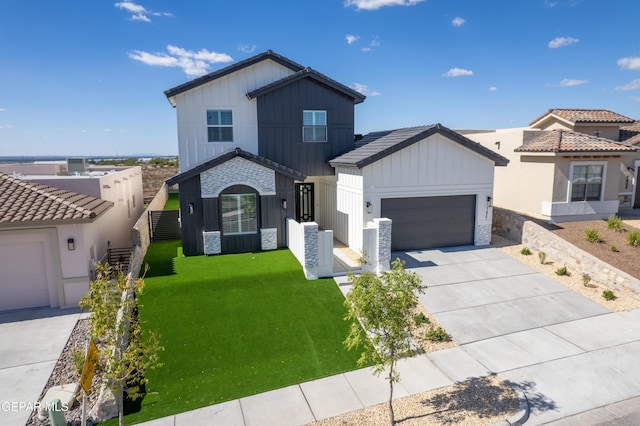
[0,239,51,311]
[381,195,475,251]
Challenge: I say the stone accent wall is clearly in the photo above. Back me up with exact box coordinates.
[493,207,640,299]
[303,223,319,277]
[475,223,492,246]
[374,218,392,272]
[260,228,277,251]
[200,157,275,197]
[203,231,221,255]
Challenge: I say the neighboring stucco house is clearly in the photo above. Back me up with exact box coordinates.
[463,109,640,222]
[0,165,144,311]
[165,50,508,256]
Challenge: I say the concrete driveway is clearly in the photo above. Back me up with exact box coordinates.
[0,307,82,425]
[395,245,640,425]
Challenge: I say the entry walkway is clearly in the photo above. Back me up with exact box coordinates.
[139,246,640,425]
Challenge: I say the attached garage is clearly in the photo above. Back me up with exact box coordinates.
[330,124,508,252]
[0,231,57,311]
[381,195,476,250]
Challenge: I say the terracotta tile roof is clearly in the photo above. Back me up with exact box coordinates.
[515,129,638,153]
[530,109,635,126]
[620,120,640,146]
[0,173,113,225]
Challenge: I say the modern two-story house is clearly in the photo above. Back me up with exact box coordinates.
[165,50,508,257]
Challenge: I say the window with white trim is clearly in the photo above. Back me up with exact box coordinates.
[221,194,257,235]
[570,162,605,202]
[302,110,327,142]
[207,110,233,142]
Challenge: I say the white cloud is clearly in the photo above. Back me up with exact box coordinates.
[615,79,640,91]
[559,78,588,86]
[488,86,497,91]
[452,17,466,27]
[442,68,473,77]
[0,108,5,112]
[129,45,233,77]
[545,0,559,6]
[630,96,640,103]
[344,0,424,11]
[115,2,171,23]
[238,45,256,54]
[104,129,112,132]
[618,56,640,71]
[346,34,360,44]
[351,83,381,96]
[548,36,579,48]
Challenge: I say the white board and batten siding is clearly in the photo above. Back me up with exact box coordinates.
[333,133,497,250]
[173,60,298,171]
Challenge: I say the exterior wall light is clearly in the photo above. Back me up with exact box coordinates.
[366,201,372,214]
[282,199,287,210]
[67,238,75,251]
[486,196,493,207]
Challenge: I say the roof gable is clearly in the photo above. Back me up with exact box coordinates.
[0,173,113,226]
[620,120,640,146]
[530,108,635,128]
[514,129,638,153]
[329,124,509,169]
[247,68,366,104]
[166,148,306,186]
[164,50,304,103]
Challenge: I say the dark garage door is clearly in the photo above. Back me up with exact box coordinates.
[381,195,476,250]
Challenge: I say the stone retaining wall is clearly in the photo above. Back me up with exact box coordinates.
[493,207,640,299]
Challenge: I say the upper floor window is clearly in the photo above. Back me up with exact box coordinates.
[570,163,604,202]
[303,110,327,142]
[207,110,233,142]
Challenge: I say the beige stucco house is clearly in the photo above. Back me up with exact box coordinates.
[463,109,640,222]
[0,164,143,311]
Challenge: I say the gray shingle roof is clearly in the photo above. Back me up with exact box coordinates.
[246,67,365,104]
[515,129,638,153]
[166,148,306,186]
[329,124,509,169]
[0,173,113,226]
[164,50,305,103]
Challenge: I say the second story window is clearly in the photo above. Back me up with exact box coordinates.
[303,110,327,142]
[207,110,233,142]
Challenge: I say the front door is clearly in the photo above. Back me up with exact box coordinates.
[295,183,314,222]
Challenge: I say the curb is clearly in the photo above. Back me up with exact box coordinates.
[491,387,529,426]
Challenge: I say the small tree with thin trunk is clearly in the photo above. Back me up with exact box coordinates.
[80,263,163,426]
[343,258,425,425]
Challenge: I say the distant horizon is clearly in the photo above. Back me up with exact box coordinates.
[0,154,178,163]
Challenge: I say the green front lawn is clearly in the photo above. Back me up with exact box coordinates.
[163,193,180,210]
[118,241,365,424]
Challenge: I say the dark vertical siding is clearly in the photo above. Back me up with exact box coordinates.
[261,173,296,247]
[178,175,204,256]
[256,78,356,176]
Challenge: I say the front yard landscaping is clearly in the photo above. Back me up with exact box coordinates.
[119,241,367,424]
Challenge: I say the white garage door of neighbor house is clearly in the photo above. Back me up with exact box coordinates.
[0,236,52,311]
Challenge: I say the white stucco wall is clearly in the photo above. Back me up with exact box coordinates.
[172,60,297,170]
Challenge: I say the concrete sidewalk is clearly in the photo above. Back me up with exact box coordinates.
[138,246,640,426]
[0,307,82,425]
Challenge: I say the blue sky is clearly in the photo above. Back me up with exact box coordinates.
[0,0,639,157]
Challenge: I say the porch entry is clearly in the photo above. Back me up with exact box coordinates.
[295,183,314,222]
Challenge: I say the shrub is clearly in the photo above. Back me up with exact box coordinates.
[627,230,640,247]
[555,266,569,276]
[538,251,546,265]
[607,215,624,232]
[413,312,431,327]
[520,247,532,255]
[71,347,86,378]
[582,274,594,288]
[425,326,449,342]
[611,245,619,253]
[602,290,616,301]
[584,229,600,243]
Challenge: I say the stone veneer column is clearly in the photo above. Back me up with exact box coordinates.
[202,231,221,255]
[302,222,318,280]
[374,218,392,273]
[260,228,278,251]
